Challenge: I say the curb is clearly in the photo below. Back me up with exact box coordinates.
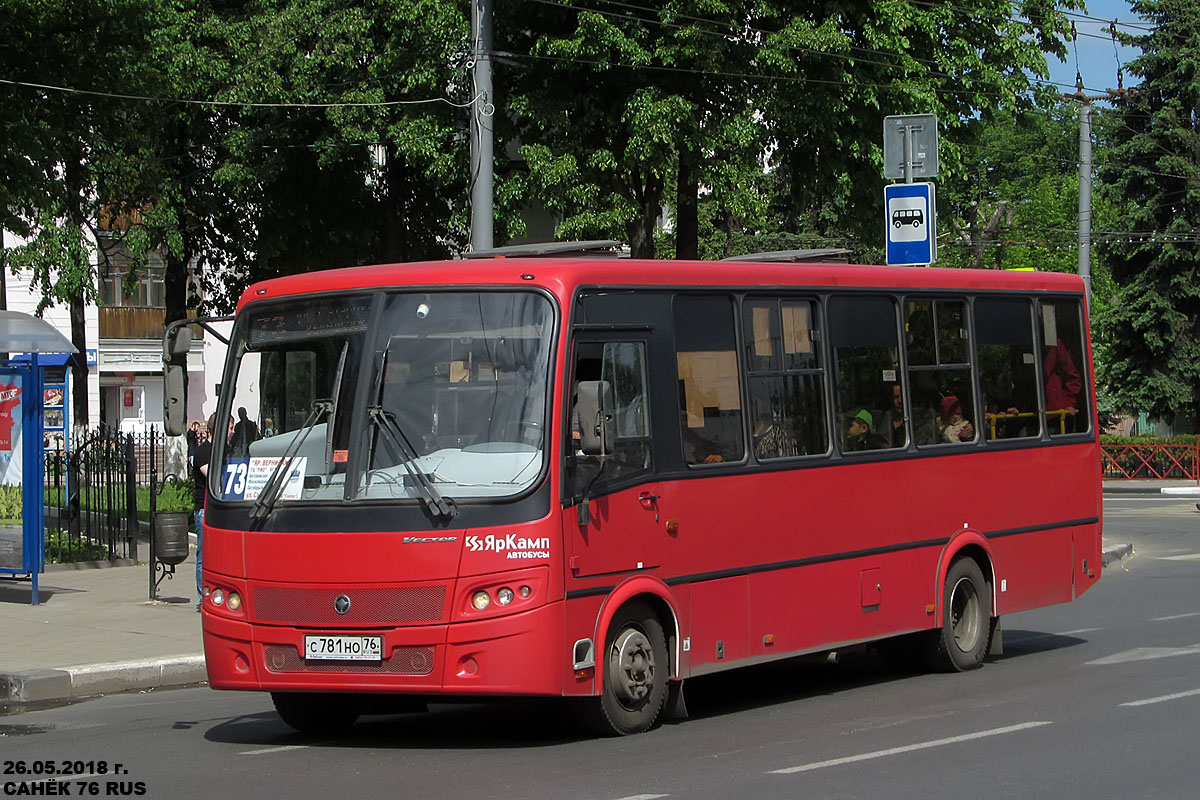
[1102,543,1134,567]
[1,655,206,705]
[1104,484,1200,495]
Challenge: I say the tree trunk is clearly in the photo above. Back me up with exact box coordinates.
[675,149,699,260]
[0,228,6,311]
[626,175,664,259]
[64,155,89,427]
[163,246,189,327]
[382,144,409,263]
[70,296,88,427]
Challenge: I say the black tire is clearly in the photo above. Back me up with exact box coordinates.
[579,602,668,736]
[271,692,360,734]
[926,558,991,672]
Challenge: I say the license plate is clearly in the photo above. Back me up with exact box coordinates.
[303,635,383,662]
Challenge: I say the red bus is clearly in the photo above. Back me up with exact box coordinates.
[164,246,1102,736]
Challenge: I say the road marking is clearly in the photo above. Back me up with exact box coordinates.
[1158,553,1200,561]
[1087,644,1200,665]
[240,745,310,755]
[614,795,669,800]
[1055,627,1101,636]
[1151,612,1200,621]
[768,721,1053,775]
[1121,688,1200,707]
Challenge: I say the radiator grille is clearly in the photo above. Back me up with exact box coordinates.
[252,585,447,625]
[264,645,435,675]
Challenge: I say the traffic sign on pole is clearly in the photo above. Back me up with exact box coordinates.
[883,114,939,180]
[885,182,936,265]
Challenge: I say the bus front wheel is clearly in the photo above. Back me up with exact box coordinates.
[582,602,668,736]
[928,558,991,672]
[271,692,360,734]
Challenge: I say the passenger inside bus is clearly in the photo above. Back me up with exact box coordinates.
[877,382,908,448]
[938,395,975,442]
[845,409,887,451]
[752,403,797,460]
[683,420,725,464]
[1043,336,1082,433]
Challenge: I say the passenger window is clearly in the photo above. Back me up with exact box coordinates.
[975,298,1040,440]
[829,296,902,453]
[1039,299,1090,436]
[675,296,745,465]
[743,298,828,460]
[568,341,652,493]
[906,298,976,446]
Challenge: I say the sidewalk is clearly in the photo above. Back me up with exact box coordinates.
[1100,479,1200,495]
[0,560,205,707]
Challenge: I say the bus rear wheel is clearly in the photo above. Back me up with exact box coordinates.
[927,558,991,672]
[581,602,668,736]
[271,692,360,734]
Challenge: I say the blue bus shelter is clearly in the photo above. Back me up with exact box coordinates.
[0,311,78,605]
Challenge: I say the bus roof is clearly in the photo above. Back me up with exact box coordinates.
[237,258,1086,311]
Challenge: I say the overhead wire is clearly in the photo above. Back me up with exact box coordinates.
[0,77,480,110]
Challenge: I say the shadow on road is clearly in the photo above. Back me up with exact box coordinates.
[995,628,1090,658]
[201,698,585,750]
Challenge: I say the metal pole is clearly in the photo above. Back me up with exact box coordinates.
[469,0,494,251]
[903,125,914,184]
[1078,100,1093,308]
[148,427,157,601]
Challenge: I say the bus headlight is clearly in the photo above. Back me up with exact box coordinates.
[226,592,242,611]
[472,591,491,610]
[211,589,225,606]
[497,587,514,606]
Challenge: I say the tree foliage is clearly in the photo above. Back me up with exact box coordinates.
[500,0,1077,259]
[1095,0,1200,425]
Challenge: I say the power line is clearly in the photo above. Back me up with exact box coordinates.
[0,77,479,110]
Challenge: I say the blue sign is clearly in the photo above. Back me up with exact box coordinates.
[86,348,98,366]
[885,182,936,266]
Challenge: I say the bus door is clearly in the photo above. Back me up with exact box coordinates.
[564,335,661,578]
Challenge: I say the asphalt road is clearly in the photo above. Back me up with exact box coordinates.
[3,495,1198,800]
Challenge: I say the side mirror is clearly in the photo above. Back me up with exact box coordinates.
[576,380,614,456]
[162,322,192,437]
[164,364,187,436]
[165,325,192,359]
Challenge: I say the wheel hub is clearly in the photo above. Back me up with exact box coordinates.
[609,627,656,709]
[950,576,981,652]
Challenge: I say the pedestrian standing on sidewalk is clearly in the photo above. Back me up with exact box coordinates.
[193,413,234,611]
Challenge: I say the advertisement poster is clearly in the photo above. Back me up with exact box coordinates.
[0,376,23,568]
[0,376,23,486]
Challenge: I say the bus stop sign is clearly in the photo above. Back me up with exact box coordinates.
[885,182,936,266]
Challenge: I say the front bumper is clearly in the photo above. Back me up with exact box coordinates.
[202,600,566,696]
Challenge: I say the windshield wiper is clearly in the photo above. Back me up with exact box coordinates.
[250,399,333,521]
[367,405,456,520]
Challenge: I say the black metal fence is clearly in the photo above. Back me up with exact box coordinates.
[44,426,141,563]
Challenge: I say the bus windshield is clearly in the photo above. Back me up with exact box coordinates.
[213,291,554,508]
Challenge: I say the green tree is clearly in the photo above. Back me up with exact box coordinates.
[938,106,1093,272]
[502,0,1077,260]
[759,0,1077,254]
[0,0,156,424]
[501,0,768,258]
[1095,0,1200,426]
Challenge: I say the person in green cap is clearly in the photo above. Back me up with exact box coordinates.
[846,408,887,451]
